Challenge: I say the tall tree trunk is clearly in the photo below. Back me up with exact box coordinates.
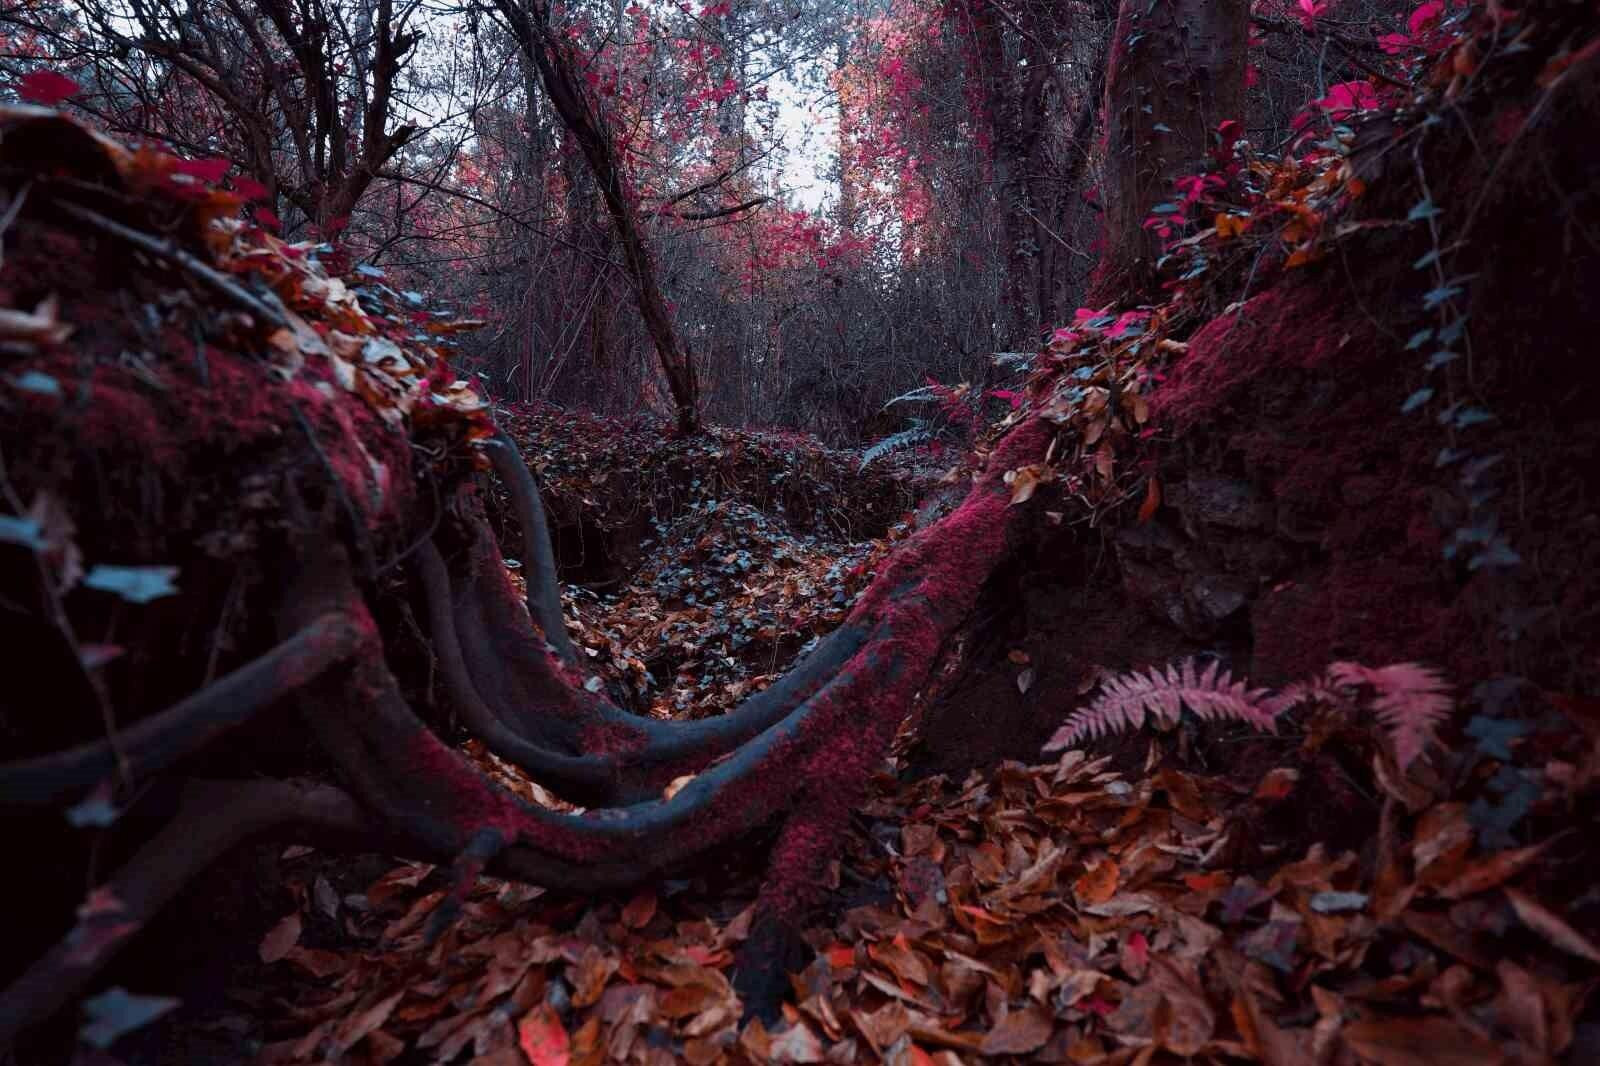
[495,0,702,434]
[1089,0,1248,306]
[969,0,1049,347]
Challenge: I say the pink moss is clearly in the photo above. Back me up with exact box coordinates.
[1150,283,1380,434]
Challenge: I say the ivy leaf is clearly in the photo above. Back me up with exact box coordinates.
[1460,453,1503,485]
[1407,197,1441,221]
[1469,767,1538,849]
[0,514,45,549]
[1468,538,1521,571]
[66,790,121,828]
[1465,714,1529,760]
[1405,328,1433,350]
[1310,891,1368,914]
[10,370,62,396]
[83,565,180,604]
[1401,388,1433,413]
[1423,284,1463,309]
[1426,349,1459,370]
[1472,676,1528,715]
[79,987,180,1049]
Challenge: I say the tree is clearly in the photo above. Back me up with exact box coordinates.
[491,0,711,434]
[1089,0,1249,304]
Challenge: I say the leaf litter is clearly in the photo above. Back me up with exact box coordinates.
[254,525,1600,1064]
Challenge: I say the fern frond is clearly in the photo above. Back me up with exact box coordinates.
[1261,675,1347,718]
[859,425,935,471]
[1327,661,1452,769]
[884,385,943,408]
[1044,657,1277,752]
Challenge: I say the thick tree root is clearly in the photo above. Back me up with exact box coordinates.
[486,425,578,665]
[415,538,625,805]
[6,418,1053,1042]
[0,613,366,807]
[0,779,369,1047]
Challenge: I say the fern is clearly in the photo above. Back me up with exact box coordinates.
[1043,657,1454,770]
[1326,661,1451,770]
[1043,658,1276,752]
[859,424,936,471]
[884,384,944,407]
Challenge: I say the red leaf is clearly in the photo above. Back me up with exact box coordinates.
[172,157,229,184]
[252,207,282,231]
[18,70,80,106]
[232,176,270,201]
[517,1004,570,1065]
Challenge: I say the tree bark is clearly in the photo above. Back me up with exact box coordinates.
[1089,0,1249,306]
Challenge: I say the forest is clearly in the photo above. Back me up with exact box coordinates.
[0,0,1597,1061]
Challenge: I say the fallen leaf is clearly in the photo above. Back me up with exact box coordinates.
[1341,1014,1502,1066]
[769,1021,825,1062]
[1505,888,1600,963]
[979,1003,1053,1055]
[1436,840,1550,899]
[78,987,180,1050]
[1073,859,1120,906]
[518,1004,571,1065]
[259,913,302,963]
[621,890,658,929]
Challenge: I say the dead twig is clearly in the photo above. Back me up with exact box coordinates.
[53,199,288,331]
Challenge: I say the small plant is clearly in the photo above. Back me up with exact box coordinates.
[859,422,937,471]
[1046,657,1452,770]
[861,377,978,470]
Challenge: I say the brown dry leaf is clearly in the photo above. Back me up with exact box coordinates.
[870,934,931,987]
[852,1001,911,1056]
[568,947,619,1008]
[365,862,434,909]
[383,889,447,940]
[284,945,348,978]
[332,988,405,1053]
[1505,887,1600,964]
[1253,767,1299,802]
[979,1003,1053,1056]
[1341,1015,1504,1066]
[621,890,658,930]
[1093,441,1115,480]
[0,296,73,344]
[1136,476,1161,523]
[1435,840,1550,899]
[768,1021,825,1063]
[1073,858,1120,906]
[1493,960,1549,1055]
[259,912,302,964]
[1005,464,1054,506]
[1150,957,1215,1056]
[1413,804,1473,885]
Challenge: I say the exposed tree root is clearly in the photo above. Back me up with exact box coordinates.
[3,415,1052,1038]
[415,537,625,805]
[0,613,366,807]
[485,425,579,665]
[0,779,369,1046]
